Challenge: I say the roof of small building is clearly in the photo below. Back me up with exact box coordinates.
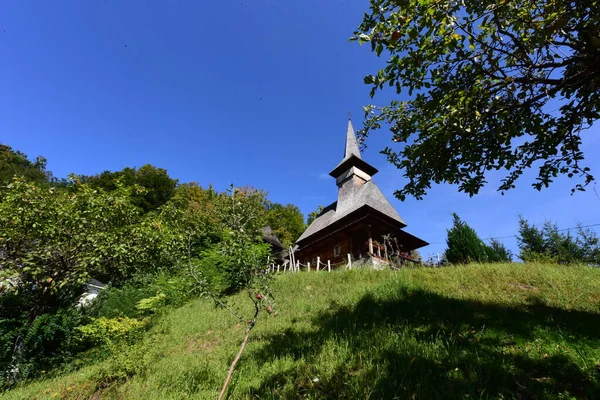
[261,226,285,250]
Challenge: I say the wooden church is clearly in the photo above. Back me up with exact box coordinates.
[295,120,428,267]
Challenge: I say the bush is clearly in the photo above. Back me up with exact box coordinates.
[88,272,200,320]
[0,308,84,387]
[88,285,157,319]
[136,294,167,315]
[75,317,146,348]
[93,334,163,388]
[148,273,199,307]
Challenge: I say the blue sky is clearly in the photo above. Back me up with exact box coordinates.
[1,0,598,260]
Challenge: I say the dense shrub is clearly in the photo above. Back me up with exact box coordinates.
[75,317,147,348]
[93,334,163,387]
[135,294,167,315]
[88,286,157,319]
[0,308,84,387]
[88,272,200,320]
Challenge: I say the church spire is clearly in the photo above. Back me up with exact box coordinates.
[343,119,362,160]
[329,119,378,179]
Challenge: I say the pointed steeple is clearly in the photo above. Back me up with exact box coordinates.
[343,119,362,160]
[329,120,378,179]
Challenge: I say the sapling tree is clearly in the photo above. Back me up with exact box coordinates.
[187,185,273,400]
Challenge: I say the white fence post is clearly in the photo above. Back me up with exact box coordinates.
[328,260,331,272]
[317,257,320,272]
[307,262,310,272]
[347,254,352,270]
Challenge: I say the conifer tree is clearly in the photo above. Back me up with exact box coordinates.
[445,213,488,264]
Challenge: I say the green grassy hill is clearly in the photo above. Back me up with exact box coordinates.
[3,263,600,399]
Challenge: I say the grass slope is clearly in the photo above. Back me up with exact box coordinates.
[3,263,600,399]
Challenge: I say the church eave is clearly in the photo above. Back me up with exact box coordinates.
[296,203,409,249]
[329,155,379,178]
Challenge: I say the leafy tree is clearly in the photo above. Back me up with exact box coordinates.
[445,213,489,264]
[0,144,50,187]
[134,165,178,212]
[79,167,136,191]
[169,183,226,245]
[264,203,306,248]
[211,186,269,291]
[0,178,144,311]
[306,205,325,226]
[351,0,598,200]
[80,164,178,212]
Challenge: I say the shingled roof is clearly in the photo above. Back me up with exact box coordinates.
[297,180,407,243]
[262,226,284,250]
[297,120,411,245]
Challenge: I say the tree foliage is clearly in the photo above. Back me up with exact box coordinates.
[0,178,152,385]
[80,164,178,213]
[264,203,306,248]
[186,186,274,399]
[352,0,598,199]
[0,145,295,388]
[0,178,146,311]
[445,214,489,263]
[194,186,271,292]
[0,144,51,187]
[517,217,600,263]
[306,205,325,226]
[488,238,513,262]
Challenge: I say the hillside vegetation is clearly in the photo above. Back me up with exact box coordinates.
[2,263,600,399]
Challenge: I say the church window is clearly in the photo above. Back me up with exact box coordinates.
[333,245,341,257]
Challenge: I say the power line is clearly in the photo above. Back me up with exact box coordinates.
[426,222,600,245]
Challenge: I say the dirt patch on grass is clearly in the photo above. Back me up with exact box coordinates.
[45,380,96,400]
[509,283,539,292]
[186,331,221,353]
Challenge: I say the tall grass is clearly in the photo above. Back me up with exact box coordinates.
[3,263,600,399]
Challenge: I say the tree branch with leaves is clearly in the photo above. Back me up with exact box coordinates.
[352,0,598,199]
